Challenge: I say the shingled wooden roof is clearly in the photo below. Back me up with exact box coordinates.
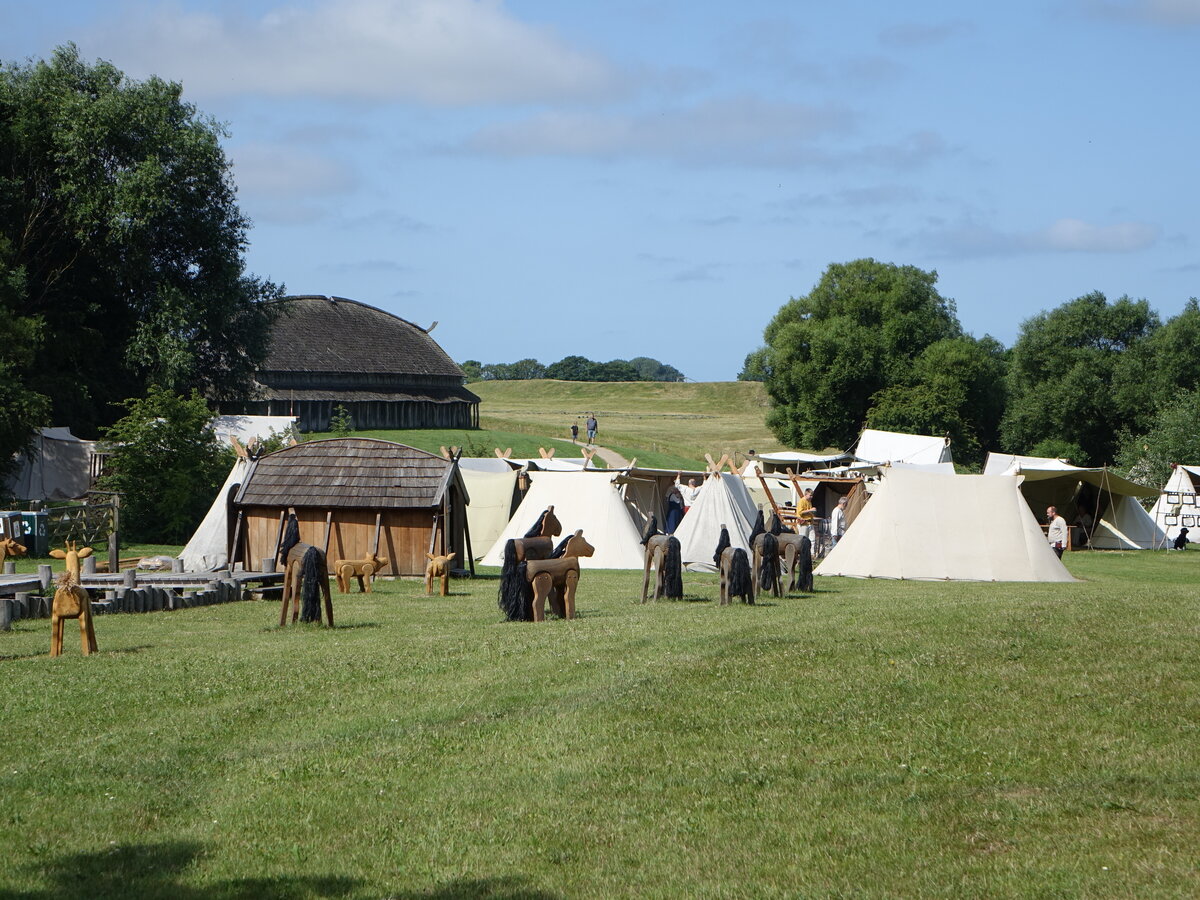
[234,438,456,510]
[263,296,465,378]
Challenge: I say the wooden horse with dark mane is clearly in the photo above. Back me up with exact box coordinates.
[278,514,333,626]
[748,510,782,599]
[767,511,813,593]
[503,506,562,567]
[498,530,595,622]
[1,535,27,566]
[714,526,753,605]
[49,542,97,656]
[640,515,683,602]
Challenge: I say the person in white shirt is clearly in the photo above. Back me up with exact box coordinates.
[1046,506,1068,558]
[676,474,702,512]
[831,496,849,546]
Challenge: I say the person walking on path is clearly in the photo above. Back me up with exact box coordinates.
[570,421,579,443]
[586,414,598,444]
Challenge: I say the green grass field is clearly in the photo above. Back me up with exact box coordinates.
[2,550,1198,897]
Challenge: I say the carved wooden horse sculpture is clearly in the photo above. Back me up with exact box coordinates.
[0,535,27,565]
[747,510,782,599]
[278,515,333,626]
[714,526,754,605]
[49,542,97,656]
[424,552,455,596]
[767,512,813,593]
[498,530,594,621]
[334,551,389,593]
[640,515,683,602]
[505,506,562,565]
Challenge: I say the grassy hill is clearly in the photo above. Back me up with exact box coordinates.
[471,379,785,465]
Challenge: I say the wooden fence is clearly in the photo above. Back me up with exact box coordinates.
[46,493,119,547]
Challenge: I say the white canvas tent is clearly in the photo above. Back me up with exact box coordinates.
[1147,464,1200,546]
[458,458,520,561]
[854,429,953,467]
[4,427,96,501]
[984,453,1163,550]
[179,456,249,571]
[480,470,646,569]
[816,467,1075,582]
[672,473,759,572]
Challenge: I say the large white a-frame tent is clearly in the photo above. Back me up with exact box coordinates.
[984,453,1163,550]
[816,467,1075,582]
[480,470,646,569]
[1148,464,1200,546]
[672,472,758,572]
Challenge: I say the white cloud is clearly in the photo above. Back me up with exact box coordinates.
[230,141,356,223]
[917,216,1160,256]
[1083,0,1200,25]
[464,97,856,166]
[85,0,620,105]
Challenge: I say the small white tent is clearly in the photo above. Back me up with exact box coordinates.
[816,467,1075,582]
[1148,464,1200,546]
[480,470,646,569]
[672,473,758,572]
[984,453,1163,550]
[458,458,520,561]
[855,429,953,467]
[179,457,249,572]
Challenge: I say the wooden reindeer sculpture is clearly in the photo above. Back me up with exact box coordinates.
[714,526,754,605]
[424,552,455,596]
[640,515,683,602]
[334,551,389,593]
[767,512,814,593]
[747,510,783,599]
[1,535,27,565]
[49,542,97,656]
[278,514,333,626]
[498,530,594,622]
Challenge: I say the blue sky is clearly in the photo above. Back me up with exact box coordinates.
[3,0,1197,381]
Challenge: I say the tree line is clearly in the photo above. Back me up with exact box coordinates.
[740,258,1200,482]
[460,356,685,383]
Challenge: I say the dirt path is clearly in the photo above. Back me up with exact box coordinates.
[552,437,630,468]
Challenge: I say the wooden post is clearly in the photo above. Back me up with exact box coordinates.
[372,513,382,557]
[272,510,287,564]
[229,510,245,570]
[322,511,333,557]
[108,495,120,575]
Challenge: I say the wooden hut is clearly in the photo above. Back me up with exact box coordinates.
[231,438,470,577]
[221,295,480,432]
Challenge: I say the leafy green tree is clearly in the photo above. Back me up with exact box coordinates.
[1113,298,1200,418]
[865,336,1007,467]
[98,388,233,543]
[738,348,769,382]
[0,44,280,444]
[592,360,640,382]
[1001,292,1158,465]
[1116,389,1200,488]
[763,259,962,450]
[330,404,353,437]
[0,248,51,479]
[545,355,596,381]
[508,358,546,380]
[628,356,685,382]
[459,359,483,382]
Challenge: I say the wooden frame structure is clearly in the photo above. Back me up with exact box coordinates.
[230,439,471,578]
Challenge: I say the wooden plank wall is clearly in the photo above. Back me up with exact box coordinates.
[241,506,442,576]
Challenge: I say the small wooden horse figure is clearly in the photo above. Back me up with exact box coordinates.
[1,535,27,565]
[278,514,333,626]
[640,515,683,602]
[49,542,97,656]
[768,512,813,593]
[334,551,389,593]
[503,506,562,566]
[424,552,455,596]
[748,510,783,599]
[498,530,594,622]
[714,526,754,605]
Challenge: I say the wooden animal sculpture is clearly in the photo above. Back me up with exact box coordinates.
[640,515,683,602]
[506,506,562,564]
[498,530,594,622]
[0,535,27,565]
[714,526,754,606]
[425,552,455,596]
[278,514,333,626]
[49,542,97,656]
[334,552,389,593]
[747,509,782,599]
[768,512,813,593]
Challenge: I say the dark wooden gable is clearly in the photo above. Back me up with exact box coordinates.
[235,438,452,510]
